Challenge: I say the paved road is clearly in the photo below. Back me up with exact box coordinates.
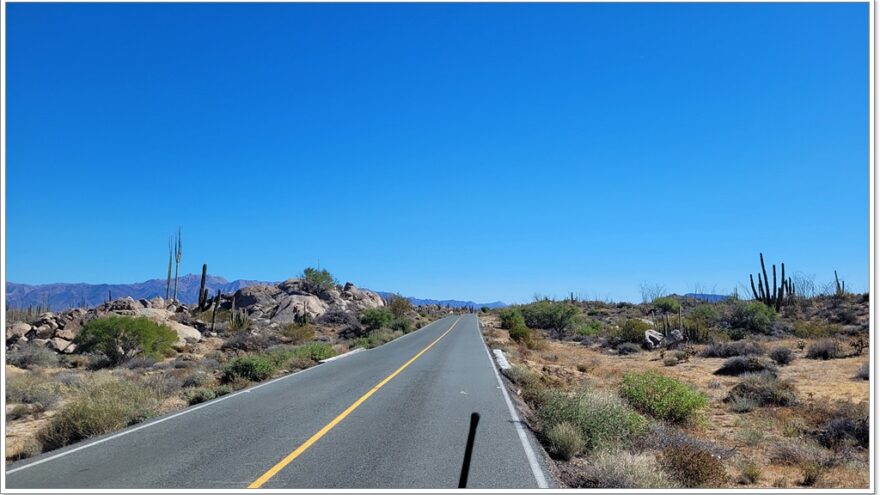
[6,314,550,489]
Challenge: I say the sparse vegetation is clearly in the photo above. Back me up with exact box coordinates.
[536,388,647,452]
[221,356,277,383]
[700,340,765,358]
[725,372,796,407]
[546,421,584,460]
[658,443,727,487]
[6,343,60,369]
[768,346,794,365]
[39,375,162,450]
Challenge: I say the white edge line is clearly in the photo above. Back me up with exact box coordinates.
[474,316,550,489]
[5,314,457,476]
[318,346,365,363]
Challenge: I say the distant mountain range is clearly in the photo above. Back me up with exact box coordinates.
[5,276,508,311]
[374,292,507,310]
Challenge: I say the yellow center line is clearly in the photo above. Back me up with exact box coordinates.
[248,316,462,489]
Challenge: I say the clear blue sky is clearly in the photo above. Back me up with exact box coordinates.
[6,3,869,303]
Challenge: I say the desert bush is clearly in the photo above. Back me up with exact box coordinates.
[700,340,765,358]
[386,293,412,318]
[499,308,525,330]
[182,387,216,405]
[725,372,796,407]
[856,361,869,380]
[574,320,603,337]
[6,344,60,369]
[39,376,161,450]
[727,395,758,413]
[302,267,336,293]
[281,323,314,344]
[139,372,183,396]
[509,325,531,343]
[619,371,707,423]
[546,421,584,460]
[503,365,541,389]
[520,301,580,335]
[616,342,641,355]
[737,461,761,484]
[725,301,776,335]
[229,309,251,332]
[653,297,680,314]
[122,356,158,369]
[536,388,647,452]
[612,319,651,345]
[662,356,679,366]
[566,450,672,488]
[390,318,413,333]
[812,402,869,450]
[805,339,844,360]
[714,356,777,376]
[6,373,61,410]
[291,342,336,362]
[770,439,837,468]
[222,356,277,383]
[658,443,727,487]
[768,347,794,365]
[640,423,731,459]
[221,332,273,352]
[8,437,42,461]
[181,370,212,388]
[360,307,394,331]
[792,320,838,339]
[8,404,33,420]
[75,316,177,365]
[213,384,234,396]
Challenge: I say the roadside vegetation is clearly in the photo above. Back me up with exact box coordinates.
[4,266,452,462]
[484,262,869,489]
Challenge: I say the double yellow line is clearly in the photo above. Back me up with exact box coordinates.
[248,316,462,489]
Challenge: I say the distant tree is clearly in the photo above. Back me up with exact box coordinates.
[387,293,412,318]
[302,267,337,293]
[75,316,177,365]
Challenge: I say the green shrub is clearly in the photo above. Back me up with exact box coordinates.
[282,323,314,344]
[390,318,413,333]
[575,320,603,337]
[213,384,234,396]
[620,371,707,423]
[654,297,681,314]
[360,308,394,331]
[520,301,581,334]
[613,319,651,345]
[302,267,336,293]
[182,387,216,405]
[536,388,647,452]
[181,370,212,388]
[39,376,162,449]
[222,356,277,383]
[725,372,796,407]
[546,421,584,460]
[6,344,59,369]
[792,321,837,339]
[74,316,177,365]
[509,325,531,343]
[714,356,777,376]
[726,302,776,335]
[499,308,525,330]
[292,342,336,361]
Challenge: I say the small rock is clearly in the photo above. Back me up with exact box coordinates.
[35,325,55,339]
[31,338,50,348]
[49,337,72,352]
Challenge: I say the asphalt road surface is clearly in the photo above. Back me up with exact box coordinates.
[6,314,551,489]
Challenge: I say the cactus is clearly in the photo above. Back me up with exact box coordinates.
[210,290,220,333]
[198,263,209,311]
[172,228,183,303]
[749,253,789,311]
[834,270,846,296]
[231,308,250,332]
[165,240,173,301]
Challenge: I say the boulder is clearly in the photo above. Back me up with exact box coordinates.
[35,325,55,339]
[55,327,77,341]
[271,294,328,324]
[62,343,77,354]
[7,322,31,340]
[49,337,72,352]
[148,296,166,309]
[669,329,685,342]
[644,330,665,349]
[233,285,280,308]
[278,278,309,296]
[31,338,50,348]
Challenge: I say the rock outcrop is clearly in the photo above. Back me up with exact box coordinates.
[6,279,383,353]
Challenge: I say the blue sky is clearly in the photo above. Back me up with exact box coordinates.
[6,3,869,303]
